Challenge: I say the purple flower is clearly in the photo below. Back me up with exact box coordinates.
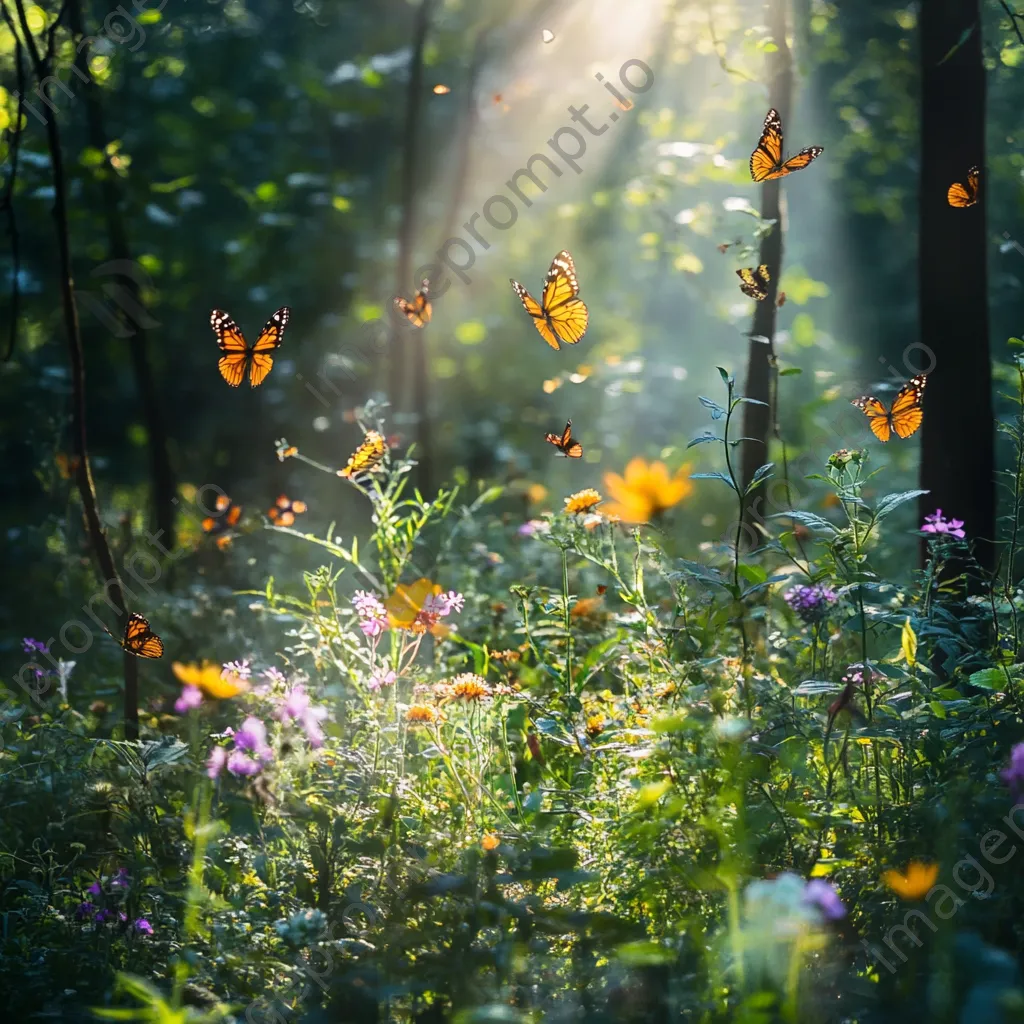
[921,509,966,539]
[86,880,102,896]
[1001,742,1024,794]
[784,583,839,624]
[174,685,203,713]
[94,908,115,924]
[227,749,263,776]
[368,670,397,692]
[275,685,329,748]
[223,659,253,680]
[803,879,846,921]
[227,717,274,774]
[263,667,287,687]
[842,662,875,687]
[353,590,389,638]
[110,868,130,889]
[133,917,153,935]
[517,519,546,537]
[75,901,96,920]
[22,637,49,655]
[207,745,228,779]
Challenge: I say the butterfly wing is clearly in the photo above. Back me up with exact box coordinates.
[947,166,979,208]
[889,374,928,439]
[122,612,164,659]
[779,147,823,175]
[541,251,588,346]
[248,307,289,388]
[750,108,784,182]
[396,280,432,328]
[338,431,387,478]
[211,310,250,388]
[851,395,893,443]
[511,279,561,350]
[737,265,770,300]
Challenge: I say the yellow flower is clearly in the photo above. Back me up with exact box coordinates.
[406,704,437,724]
[526,483,548,505]
[883,861,940,900]
[481,833,500,851]
[585,713,605,737]
[602,458,693,523]
[385,578,451,636]
[172,661,248,699]
[446,673,492,702]
[564,488,603,515]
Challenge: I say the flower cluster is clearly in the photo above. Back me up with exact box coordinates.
[564,489,602,515]
[353,590,389,638]
[274,684,328,747]
[783,583,838,624]
[385,579,464,634]
[74,869,152,935]
[208,717,274,778]
[920,509,966,539]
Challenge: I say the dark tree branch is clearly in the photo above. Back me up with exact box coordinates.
[66,0,176,549]
[12,0,139,739]
[998,1,1024,46]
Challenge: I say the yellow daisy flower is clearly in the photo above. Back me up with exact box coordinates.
[172,661,248,700]
[882,861,939,900]
[405,704,437,724]
[602,458,693,523]
[564,488,603,515]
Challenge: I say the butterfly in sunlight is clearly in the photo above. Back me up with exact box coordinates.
[544,419,583,458]
[510,250,589,351]
[736,265,771,301]
[749,108,823,182]
[851,374,929,442]
[202,494,243,549]
[267,494,307,528]
[394,279,432,328]
[119,612,164,659]
[947,166,979,208]
[337,430,387,479]
[210,306,290,388]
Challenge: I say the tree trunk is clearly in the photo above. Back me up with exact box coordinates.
[739,0,792,537]
[918,0,993,569]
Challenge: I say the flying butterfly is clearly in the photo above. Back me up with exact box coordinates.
[202,494,243,549]
[737,265,771,301]
[544,419,583,458]
[510,250,589,351]
[120,612,164,659]
[394,279,432,328]
[337,430,387,479]
[947,166,979,208]
[210,306,290,388]
[267,495,307,527]
[750,108,823,182]
[851,374,929,442]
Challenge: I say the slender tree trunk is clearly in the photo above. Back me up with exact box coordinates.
[390,0,435,417]
[67,0,176,550]
[918,0,993,569]
[11,0,139,739]
[739,0,792,535]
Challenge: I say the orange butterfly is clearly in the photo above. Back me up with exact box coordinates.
[210,306,290,387]
[120,612,164,659]
[394,279,432,328]
[55,452,81,480]
[202,494,243,548]
[947,166,979,208]
[544,419,583,458]
[851,374,928,442]
[510,250,589,350]
[736,265,771,301]
[337,431,387,479]
[267,495,307,527]
[750,108,823,182]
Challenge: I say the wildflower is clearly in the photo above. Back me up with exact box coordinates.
[274,684,329,748]
[882,861,940,900]
[86,880,102,896]
[275,439,298,461]
[783,583,838,624]
[1001,742,1024,794]
[585,714,605,737]
[368,669,397,692]
[222,659,253,680]
[603,458,693,523]
[94,909,116,924]
[481,834,500,852]
[263,667,287,686]
[352,590,389,638]
[489,649,521,663]
[133,918,153,936]
[446,673,491,702]
[230,717,274,775]
[526,483,548,505]
[174,685,203,714]
[517,519,548,537]
[841,662,875,687]
[110,868,130,889]
[207,745,229,780]
[386,579,463,634]
[75,901,96,920]
[921,509,966,539]
[802,879,846,921]
[827,448,864,470]
[563,488,602,515]
[172,662,248,700]
[406,704,437,724]
[22,637,49,655]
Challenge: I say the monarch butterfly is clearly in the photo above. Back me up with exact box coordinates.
[737,265,771,301]
[267,495,307,527]
[544,419,583,458]
[210,306,290,388]
[510,250,589,350]
[947,166,979,208]
[55,452,81,480]
[202,494,243,548]
[749,108,823,182]
[120,612,164,659]
[851,374,929,442]
[394,280,432,328]
[337,430,387,479]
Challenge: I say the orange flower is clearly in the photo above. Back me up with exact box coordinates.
[571,596,606,621]
[481,833,500,851]
[446,673,491,702]
[385,578,451,635]
[602,459,693,523]
[526,483,548,505]
[882,861,939,900]
[564,488,603,515]
[406,704,437,724]
[172,662,248,700]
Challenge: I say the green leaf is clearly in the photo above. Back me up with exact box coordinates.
[616,940,674,966]
[698,395,727,420]
[769,510,838,532]
[779,367,802,376]
[737,563,768,586]
[929,701,947,719]
[691,471,736,489]
[687,431,721,448]
[717,366,732,384]
[744,462,775,495]
[901,618,918,669]
[874,489,929,522]
[968,668,1006,691]
[1009,337,1024,349]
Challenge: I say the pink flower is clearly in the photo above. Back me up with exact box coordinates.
[207,746,228,779]
[921,509,966,539]
[368,670,397,692]
[174,686,203,713]
[222,659,253,679]
[353,590,389,638]
[274,685,329,748]
[133,917,153,935]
